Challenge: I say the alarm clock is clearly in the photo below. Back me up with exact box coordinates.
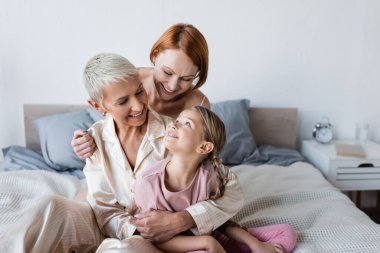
[313,117,334,144]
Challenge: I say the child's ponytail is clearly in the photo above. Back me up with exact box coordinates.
[210,154,230,200]
[192,105,229,200]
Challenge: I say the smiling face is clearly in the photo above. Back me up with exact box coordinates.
[96,77,148,128]
[164,108,205,155]
[153,49,199,101]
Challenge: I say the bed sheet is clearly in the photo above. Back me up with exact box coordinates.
[231,162,380,252]
[0,170,85,238]
[1,162,380,252]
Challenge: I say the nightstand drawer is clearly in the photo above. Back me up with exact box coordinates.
[335,162,380,180]
[331,159,380,168]
[330,160,380,190]
[336,169,380,180]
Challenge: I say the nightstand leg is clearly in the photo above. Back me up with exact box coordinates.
[356,191,361,208]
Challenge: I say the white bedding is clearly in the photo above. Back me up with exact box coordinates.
[0,170,84,237]
[1,162,380,252]
[232,162,380,252]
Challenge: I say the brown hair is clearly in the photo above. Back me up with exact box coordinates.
[192,106,229,200]
[150,23,209,89]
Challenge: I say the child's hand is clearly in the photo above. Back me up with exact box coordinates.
[201,236,226,253]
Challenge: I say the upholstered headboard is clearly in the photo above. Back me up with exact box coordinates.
[248,107,298,149]
[24,105,88,151]
[24,104,298,151]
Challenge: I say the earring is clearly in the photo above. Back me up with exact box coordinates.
[102,112,106,116]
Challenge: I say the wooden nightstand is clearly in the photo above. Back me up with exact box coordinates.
[301,140,380,191]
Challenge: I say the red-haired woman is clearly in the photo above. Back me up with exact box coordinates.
[72,23,211,158]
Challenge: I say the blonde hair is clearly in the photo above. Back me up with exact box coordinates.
[83,53,137,103]
[150,23,209,88]
[192,106,229,200]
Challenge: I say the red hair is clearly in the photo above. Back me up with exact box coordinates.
[150,23,209,89]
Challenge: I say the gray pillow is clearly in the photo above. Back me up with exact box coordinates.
[33,108,96,171]
[211,99,260,166]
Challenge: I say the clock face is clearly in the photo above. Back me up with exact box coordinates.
[316,127,333,143]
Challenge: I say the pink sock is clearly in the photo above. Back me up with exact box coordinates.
[188,224,297,253]
[247,224,297,253]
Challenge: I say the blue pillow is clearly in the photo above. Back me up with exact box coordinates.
[0,145,85,179]
[211,99,260,166]
[33,108,96,171]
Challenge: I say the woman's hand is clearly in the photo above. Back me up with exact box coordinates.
[71,130,96,159]
[130,210,195,242]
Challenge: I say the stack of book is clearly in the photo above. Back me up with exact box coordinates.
[335,143,366,158]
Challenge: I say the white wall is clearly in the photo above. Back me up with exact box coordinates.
[1,0,380,160]
[0,67,4,151]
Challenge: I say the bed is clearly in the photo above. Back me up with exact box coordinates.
[1,100,380,253]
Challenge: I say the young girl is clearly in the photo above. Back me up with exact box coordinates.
[133,106,297,253]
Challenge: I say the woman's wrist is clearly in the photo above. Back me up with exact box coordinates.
[175,210,196,233]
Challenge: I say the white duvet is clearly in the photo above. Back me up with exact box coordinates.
[1,162,380,252]
[0,170,84,240]
[232,162,380,253]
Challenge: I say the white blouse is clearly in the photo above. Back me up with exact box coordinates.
[84,110,243,240]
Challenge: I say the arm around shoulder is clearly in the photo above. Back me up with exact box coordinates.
[185,170,244,235]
